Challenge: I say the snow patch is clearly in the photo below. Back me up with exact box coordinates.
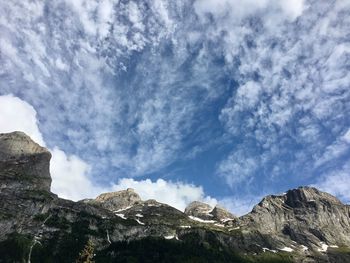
[164,235,175,239]
[189,216,216,223]
[262,248,277,253]
[179,225,191,229]
[318,242,328,252]
[220,218,234,222]
[115,206,132,213]
[135,213,143,217]
[135,218,145,225]
[279,247,294,252]
[329,245,339,248]
[115,213,127,219]
[146,203,161,207]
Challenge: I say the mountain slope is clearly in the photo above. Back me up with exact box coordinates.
[0,132,349,262]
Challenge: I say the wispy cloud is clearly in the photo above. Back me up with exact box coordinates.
[215,0,350,189]
[1,0,350,208]
[313,162,350,203]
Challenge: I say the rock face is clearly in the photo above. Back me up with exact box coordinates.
[93,188,142,211]
[1,132,350,263]
[211,206,236,222]
[242,186,350,250]
[0,131,51,192]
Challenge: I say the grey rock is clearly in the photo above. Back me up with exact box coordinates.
[0,131,51,192]
[184,201,214,220]
[93,188,142,211]
[211,205,236,222]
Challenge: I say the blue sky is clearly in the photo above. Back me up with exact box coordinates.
[0,0,350,215]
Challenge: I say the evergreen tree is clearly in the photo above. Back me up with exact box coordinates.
[76,239,95,263]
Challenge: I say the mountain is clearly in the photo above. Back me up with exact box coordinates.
[0,132,349,262]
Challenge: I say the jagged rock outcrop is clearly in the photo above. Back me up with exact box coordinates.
[92,188,142,211]
[185,201,236,222]
[241,186,350,251]
[0,131,51,192]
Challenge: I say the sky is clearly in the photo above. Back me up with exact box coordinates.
[0,0,350,215]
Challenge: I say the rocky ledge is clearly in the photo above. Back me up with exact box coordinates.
[0,132,349,263]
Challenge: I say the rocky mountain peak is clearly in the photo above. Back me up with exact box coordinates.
[243,186,350,251]
[285,186,343,208]
[184,201,213,220]
[93,188,142,211]
[0,131,51,192]
[184,201,236,222]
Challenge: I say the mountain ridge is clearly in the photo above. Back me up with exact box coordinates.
[0,131,349,262]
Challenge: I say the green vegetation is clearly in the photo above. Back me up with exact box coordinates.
[0,229,294,263]
[95,236,294,263]
[23,189,55,201]
[0,232,32,262]
[45,214,71,230]
[33,212,71,229]
[30,219,95,262]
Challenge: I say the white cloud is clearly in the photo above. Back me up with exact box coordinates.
[277,0,306,20]
[1,0,349,205]
[193,0,306,24]
[343,128,350,143]
[111,178,217,211]
[216,1,350,186]
[235,81,262,109]
[50,147,104,201]
[315,128,350,168]
[217,148,258,187]
[0,94,45,145]
[313,162,350,203]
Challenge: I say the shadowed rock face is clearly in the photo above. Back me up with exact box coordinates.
[0,131,51,192]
